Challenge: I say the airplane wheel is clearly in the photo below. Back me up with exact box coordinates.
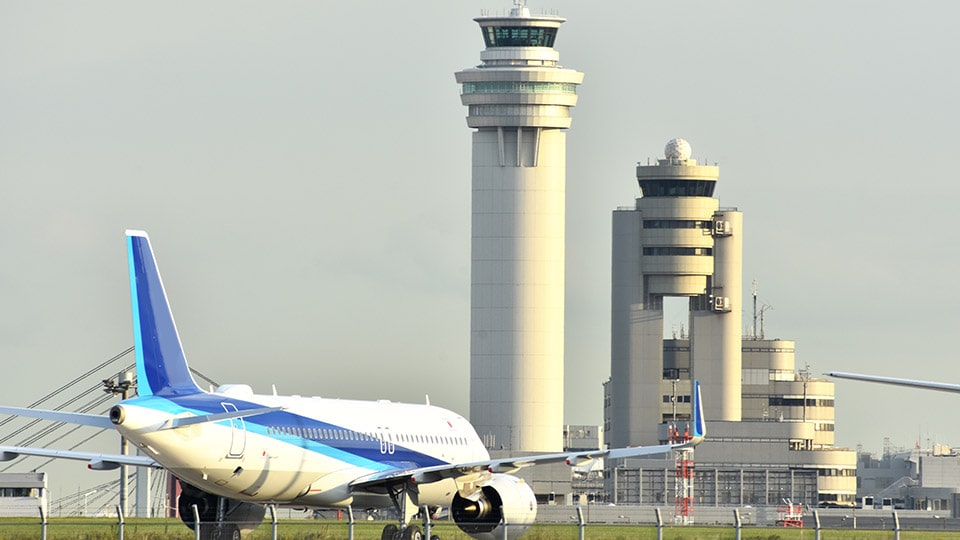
[402,525,423,540]
[381,524,399,540]
[430,536,441,540]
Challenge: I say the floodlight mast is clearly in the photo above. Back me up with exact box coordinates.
[102,371,134,516]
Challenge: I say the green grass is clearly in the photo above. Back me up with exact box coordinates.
[0,519,957,540]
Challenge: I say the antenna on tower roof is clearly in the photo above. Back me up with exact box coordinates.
[510,0,530,17]
[751,279,773,340]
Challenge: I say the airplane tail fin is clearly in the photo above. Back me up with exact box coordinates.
[126,230,203,397]
[690,380,705,445]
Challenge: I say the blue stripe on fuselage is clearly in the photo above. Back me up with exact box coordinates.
[125,394,448,471]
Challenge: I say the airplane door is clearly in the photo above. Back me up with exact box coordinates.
[221,403,246,458]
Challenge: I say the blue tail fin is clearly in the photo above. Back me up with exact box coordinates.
[691,380,705,444]
[127,230,203,397]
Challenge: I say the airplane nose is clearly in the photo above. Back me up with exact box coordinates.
[109,405,126,425]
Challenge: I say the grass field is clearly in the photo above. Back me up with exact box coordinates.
[0,519,959,540]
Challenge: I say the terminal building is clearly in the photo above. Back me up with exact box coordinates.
[602,140,857,510]
[858,444,960,513]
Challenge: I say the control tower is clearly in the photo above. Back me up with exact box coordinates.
[609,139,742,447]
[455,1,583,452]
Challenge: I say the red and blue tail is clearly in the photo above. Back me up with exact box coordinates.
[127,230,203,397]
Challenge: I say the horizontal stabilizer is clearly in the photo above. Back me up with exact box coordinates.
[161,406,284,430]
[0,406,114,430]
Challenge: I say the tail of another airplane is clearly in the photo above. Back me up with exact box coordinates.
[126,230,203,397]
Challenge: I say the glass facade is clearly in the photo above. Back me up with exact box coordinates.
[462,81,577,95]
[483,26,557,47]
[467,104,570,118]
[642,247,713,256]
[643,219,713,229]
[638,179,717,197]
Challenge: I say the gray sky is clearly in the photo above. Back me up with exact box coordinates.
[3,1,960,505]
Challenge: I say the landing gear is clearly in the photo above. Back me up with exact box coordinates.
[380,523,424,540]
[378,481,437,540]
[175,478,264,540]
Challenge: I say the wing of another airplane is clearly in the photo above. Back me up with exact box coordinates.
[827,372,960,394]
[0,446,159,470]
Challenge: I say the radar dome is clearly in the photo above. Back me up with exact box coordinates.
[664,138,692,161]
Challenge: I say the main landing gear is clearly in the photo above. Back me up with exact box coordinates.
[379,482,440,540]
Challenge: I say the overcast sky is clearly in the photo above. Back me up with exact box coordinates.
[3,1,960,505]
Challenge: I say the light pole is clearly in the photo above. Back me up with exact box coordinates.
[83,490,97,517]
[103,371,134,516]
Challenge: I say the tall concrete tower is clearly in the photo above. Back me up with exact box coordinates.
[455,1,583,452]
[608,139,742,448]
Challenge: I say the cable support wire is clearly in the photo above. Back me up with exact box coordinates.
[0,347,133,431]
[189,367,220,389]
[0,365,133,446]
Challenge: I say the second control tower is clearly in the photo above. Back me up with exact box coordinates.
[456,1,583,452]
[608,139,743,447]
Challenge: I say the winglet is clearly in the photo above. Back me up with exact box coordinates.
[126,230,203,397]
[689,380,705,446]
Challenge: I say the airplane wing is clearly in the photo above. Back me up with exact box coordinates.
[350,440,690,491]
[827,372,960,394]
[0,446,159,470]
[352,380,705,491]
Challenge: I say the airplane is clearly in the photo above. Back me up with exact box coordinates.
[827,372,960,394]
[0,230,705,540]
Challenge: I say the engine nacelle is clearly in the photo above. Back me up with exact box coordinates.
[451,474,536,540]
[176,479,265,539]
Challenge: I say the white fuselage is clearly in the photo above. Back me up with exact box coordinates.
[115,387,490,508]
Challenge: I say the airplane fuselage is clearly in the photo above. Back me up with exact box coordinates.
[114,385,489,507]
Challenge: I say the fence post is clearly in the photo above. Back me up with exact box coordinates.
[347,505,355,540]
[733,509,742,540]
[655,507,663,540]
[117,505,125,540]
[192,504,201,540]
[270,504,278,540]
[813,510,821,540]
[39,505,48,540]
[893,511,900,540]
[576,506,585,540]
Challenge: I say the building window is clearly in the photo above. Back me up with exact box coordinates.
[643,219,713,229]
[642,247,712,256]
[463,82,576,95]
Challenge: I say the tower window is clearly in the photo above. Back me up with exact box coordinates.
[642,247,712,256]
[638,179,716,197]
[483,26,557,47]
[643,220,713,229]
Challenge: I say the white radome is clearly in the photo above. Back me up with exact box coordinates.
[665,138,692,161]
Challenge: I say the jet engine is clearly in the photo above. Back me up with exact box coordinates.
[176,479,266,540]
[450,474,536,540]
